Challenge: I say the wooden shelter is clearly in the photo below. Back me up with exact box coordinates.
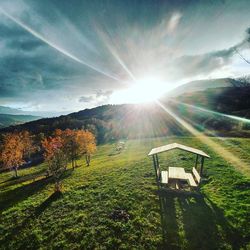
[148,143,210,189]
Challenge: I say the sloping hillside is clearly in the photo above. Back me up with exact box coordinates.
[174,87,250,116]
[166,86,250,136]
[167,78,233,97]
[1,78,249,139]
[0,104,187,143]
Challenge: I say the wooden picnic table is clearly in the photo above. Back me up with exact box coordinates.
[168,167,188,189]
[168,167,187,180]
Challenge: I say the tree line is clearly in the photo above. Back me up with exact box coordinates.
[0,129,96,191]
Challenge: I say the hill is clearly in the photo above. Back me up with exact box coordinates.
[1,78,250,140]
[0,105,70,118]
[173,87,250,116]
[0,106,25,115]
[0,114,41,129]
[166,78,233,97]
[166,86,250,137]
[167,76,250,97]
[0,104,187,143]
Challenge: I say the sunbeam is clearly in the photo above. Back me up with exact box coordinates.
[96,27,137,82]
[156,100,249,176]
[174,100,250,124]
[0,7,124,83]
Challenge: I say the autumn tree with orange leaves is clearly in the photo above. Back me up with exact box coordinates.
[1,132,25,177]
[53,129,96,168]
[20,130,36,160]
[76,130,96,166]
[42,129,96,191]
[54,129,78,169]
[42,135,67,192]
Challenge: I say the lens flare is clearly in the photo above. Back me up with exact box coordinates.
[110,76,168,104]
[174,100,250,124]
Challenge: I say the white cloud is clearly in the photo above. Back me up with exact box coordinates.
[167,12,182,33]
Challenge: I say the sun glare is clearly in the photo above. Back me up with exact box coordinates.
[110,76,168,104]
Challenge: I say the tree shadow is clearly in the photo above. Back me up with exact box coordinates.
[34,191,62,216]
[0,177,53,212]
[0,169,47,189]
[0,191,63,247]
[0,168,73,212]
[108,152,121,156]
[157,189,247,250]
[203,196,247,249]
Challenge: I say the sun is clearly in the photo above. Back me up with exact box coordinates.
[110,76,168,104]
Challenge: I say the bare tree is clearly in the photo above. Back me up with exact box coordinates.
[229,76,250,88]
[234,27,250,64]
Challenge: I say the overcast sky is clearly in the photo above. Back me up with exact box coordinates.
[0,0,250,115]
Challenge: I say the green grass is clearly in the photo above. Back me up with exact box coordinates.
[0,137,249,249]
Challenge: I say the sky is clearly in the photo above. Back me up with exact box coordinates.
[0,0,250,116]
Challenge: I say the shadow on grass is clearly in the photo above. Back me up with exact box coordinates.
[34,191,63,216]
[0,168,73,212]
[157,189,246,250]
[0,169,47,189]
[0,191,63,247]
[0,177,53,212]
[108,151,122,156]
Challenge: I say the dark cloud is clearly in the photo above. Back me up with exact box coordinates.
[172,42,246,79]
[79,96,94,103]
[96,90,113,98]
[0,22,27,38]
[0,38,95,99]
[79,90,113,104]
[6,38,43,51]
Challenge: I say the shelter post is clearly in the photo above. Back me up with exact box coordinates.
[200,156,205,176]
[152,155,158,183]
[155,154,159,168]
[195,154,199,169]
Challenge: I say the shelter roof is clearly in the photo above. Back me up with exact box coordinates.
[148,143,210,158]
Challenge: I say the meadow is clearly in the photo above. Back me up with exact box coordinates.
[0,136,249,249]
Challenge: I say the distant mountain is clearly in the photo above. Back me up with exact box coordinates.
[166,78,233,97]
[0,105,70,117]
[0,106,25,115]
[0,114,41,129]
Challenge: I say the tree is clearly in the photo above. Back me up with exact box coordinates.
[1,132,24,177]
[42,136,67,192]
[20,130,36,159]
[34,132,45,152]
[76,130,96,166]
[234,27,250,64]
[54,129,78,169]
[230,76,250,88]
[246,27,250,44]
[53,129,96,168]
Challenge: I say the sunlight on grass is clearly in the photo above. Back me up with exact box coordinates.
[156,101,250,177]
[0,137,249,249]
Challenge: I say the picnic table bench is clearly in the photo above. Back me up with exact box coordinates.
[158,166,202,189]
[186,167,201,187]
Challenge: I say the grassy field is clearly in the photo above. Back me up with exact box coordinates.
[0,136,249,249]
